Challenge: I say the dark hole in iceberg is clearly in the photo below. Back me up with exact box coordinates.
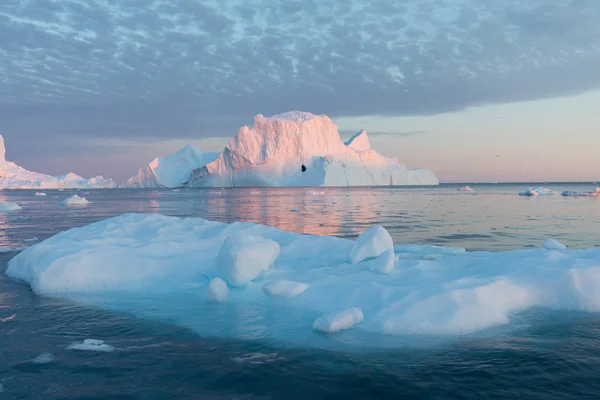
[301,165,307,172]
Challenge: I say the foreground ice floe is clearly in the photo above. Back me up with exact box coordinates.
[7,213,600,347]
[519,187,558,196]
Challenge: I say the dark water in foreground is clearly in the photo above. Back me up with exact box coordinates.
[2,184,600,399]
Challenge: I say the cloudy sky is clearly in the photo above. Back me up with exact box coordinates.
[1,0,599,182]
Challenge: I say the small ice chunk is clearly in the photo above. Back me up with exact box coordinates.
[207,277,229,302]
[35,192,47,196]
[263,280,309,298]
[458,186,474,192]
[360,249,396,274]
[61,195,89,206]
[0,203,21,212]
[24,237,39,243]
[519,187,557,196]
[32,353,55,364]
[313,308,364,333]
[350,226,394,264]
[304,190,325,195]
[543,239,567,250]
[217,234,280,286]
[66,339,114,352]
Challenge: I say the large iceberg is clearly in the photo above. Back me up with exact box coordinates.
[123,145,219,188]
[0,135,116,189]
[181,111,438,187]
[7,213,600,349]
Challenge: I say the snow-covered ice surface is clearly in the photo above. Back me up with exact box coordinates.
[185,111,438,187]
[8,212,600,349]
[519,187,559,196]
[0,135,116,189]
[123,145,220,188]
[60,194,89,206]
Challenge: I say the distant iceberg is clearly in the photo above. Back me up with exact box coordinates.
[126,111,438,188]
[0,135,116,189]
[123,145,219,188]
[7,213,600,348]
[518,187,558,197]
[561,188,600,197]
[458,186,474,192]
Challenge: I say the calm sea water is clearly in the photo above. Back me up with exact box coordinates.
[2,183,600,399]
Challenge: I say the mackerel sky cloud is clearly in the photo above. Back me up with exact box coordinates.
[1,0,599,181]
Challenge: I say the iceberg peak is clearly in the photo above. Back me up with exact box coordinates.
[267,111,320,124]
[0,134,5,164]
[344,130,371,152]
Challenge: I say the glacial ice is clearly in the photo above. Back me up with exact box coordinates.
[123,145,219,188]
[0,135,116,189]
[207,277,229,302]
[350,226,394,264]
[8,213,600,348]
[66,339,115,352]
[182,111,438,187]
[519,187,559,196]
[313,308,364,333]
[0,203,21,212]
[61,194,89,206]
[562,188,600,197]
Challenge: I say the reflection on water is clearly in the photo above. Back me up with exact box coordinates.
[0,183,599,251]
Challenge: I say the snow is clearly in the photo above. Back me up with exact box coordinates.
[124,144,219,188]
[66,339,115,352]
[207,277,229,302]
[184,111,438,187]
[543,239,567,250]
[519,187,558,196]
[458,186,474,192]
[0,203,21,212]
[313,308,364,333]
[0,135,116,189]
[11,213,600,348]
[562,188,600,197]
[350,226,394,264]
[263,280,309,299]
[217,234,280,286]
[32,353,55,364]
[61,194,89,206]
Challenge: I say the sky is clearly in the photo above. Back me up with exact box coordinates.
[1,0,599,183]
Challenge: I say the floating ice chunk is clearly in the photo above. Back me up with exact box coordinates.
[304,190,325,195]
[561,188,600,197]
[35,192,47,196]
[67,339,114,352]
[518,187,558,196]
[24,237,38,243]
[61,195,89,206]
[32,353,55,364]
[263,280,309,298]
[217,234,280,286]
[0,202,21,211]
[313,308,364,333]
[350,226,394,264]
[458,186,474,192]
[543,239,567,250]
[207,277,229,302]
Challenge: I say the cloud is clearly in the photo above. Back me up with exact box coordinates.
[0,0,599,148]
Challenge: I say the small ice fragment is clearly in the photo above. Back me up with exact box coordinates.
[350,226,394,264]
[24,237,39,243]
[61,195,89,206]
[304,190,325,195]
[458,186,474,192]
[172,189,180,192]
[263,280,309,298]
[543,239,567,250]
[313,308,364,333]
[217,234,280,286]
[35,192,47,196]
[0,203,21,212]
[519,187,557,196]
[32,353,55,364]
[66,339,115,352]
[207,277,229,302]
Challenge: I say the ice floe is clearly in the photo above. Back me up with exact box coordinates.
[61,194,89,206]
[66,339,114,352]
[518,187,558,196]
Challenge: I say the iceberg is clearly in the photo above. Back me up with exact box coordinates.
[562,188,600,197]
[183,111,438,187]
[123,145,219,188]
[60,194,89,206]
[0,135,116,189]
[7,213,600,348]
[518,187,558,197]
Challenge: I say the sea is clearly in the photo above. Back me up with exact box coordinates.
[2,183,600,399]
